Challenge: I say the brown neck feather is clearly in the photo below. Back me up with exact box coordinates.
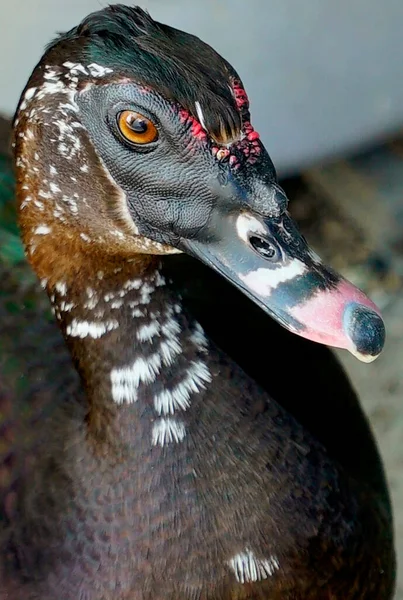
[49,255,161,450]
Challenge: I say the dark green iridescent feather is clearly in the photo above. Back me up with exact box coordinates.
[0,116,24,265]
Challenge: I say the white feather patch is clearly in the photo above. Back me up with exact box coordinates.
[137,321,161,343]
[239,260,306,297]
[195,100,207,131]
[227,549,280,583]
[110,353,163,405]
[151,418,186,446]
[66,319,119,339]
[236,213,268,243]
[154,360,211,415]
[33,224,52,235]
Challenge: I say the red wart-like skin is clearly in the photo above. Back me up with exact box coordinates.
[178,79,262,168]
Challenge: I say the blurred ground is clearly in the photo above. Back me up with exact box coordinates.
[282,136,403,598]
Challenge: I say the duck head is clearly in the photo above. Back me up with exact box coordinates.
[14,4,384,362]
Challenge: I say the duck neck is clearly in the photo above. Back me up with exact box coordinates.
[48,256,211,454]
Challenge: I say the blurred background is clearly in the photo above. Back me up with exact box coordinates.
[1,0,403,595]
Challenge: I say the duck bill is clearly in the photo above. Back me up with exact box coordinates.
[182,210,385,362]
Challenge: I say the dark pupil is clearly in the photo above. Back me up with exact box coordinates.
[127,116,148,134]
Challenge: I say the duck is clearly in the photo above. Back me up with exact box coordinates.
[0,4,395,599]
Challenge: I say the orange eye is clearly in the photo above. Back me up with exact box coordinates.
[117,110,158,144]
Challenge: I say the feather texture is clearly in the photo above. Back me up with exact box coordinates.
[0,116,24,264]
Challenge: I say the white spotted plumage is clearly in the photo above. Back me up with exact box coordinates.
[110,367,139,404]
[87,63,114,77]
[158,337,182,367]
[110,353,162,399]
[154,360,211,415]
[66,319,119,339]
[55,281,67,296]
[189,322,209,352]
[227,549,280,583]
[33,224,52,235]
[151,418,186,446]
[137,321,161,343]
[49,182,61,194]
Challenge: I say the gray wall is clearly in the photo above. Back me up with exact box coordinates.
[1,0,402,174]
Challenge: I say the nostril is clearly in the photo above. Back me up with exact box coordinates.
[249,235,276,259]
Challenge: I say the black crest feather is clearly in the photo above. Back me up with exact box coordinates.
[46,4,242,144]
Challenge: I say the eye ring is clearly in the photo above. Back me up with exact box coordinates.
[117,110,158,145]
